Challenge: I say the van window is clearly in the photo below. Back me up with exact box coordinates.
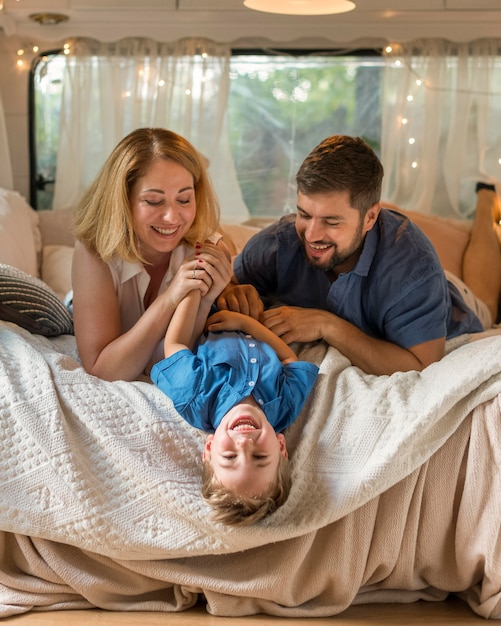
[31,49,382,217]
[31,51,66,211]
[228,52,382,219]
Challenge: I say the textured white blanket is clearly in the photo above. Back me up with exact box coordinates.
[0,320,500,563]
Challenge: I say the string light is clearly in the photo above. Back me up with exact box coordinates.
[15,41,43,70]
[383,42,501,179]
[383,43,424,175]
[16,48,26,69]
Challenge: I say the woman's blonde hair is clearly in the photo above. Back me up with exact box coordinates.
[201,454,291,526]
[74,127,220,264]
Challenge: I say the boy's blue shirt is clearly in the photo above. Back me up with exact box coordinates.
[151,330,319,432]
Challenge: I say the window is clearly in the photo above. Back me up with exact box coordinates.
[30,51,65,211]
[228,51,382,218]
[31,48,383,217]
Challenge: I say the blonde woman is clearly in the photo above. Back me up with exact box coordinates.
[72,127,232,381]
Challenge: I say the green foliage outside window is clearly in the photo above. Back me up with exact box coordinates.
[31,50,382,216]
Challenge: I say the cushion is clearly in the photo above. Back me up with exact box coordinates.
[0,264,74,336]
[41,245,74,300]
[219,222,261,255]
[38,208,76,247]
[0,188,41,277]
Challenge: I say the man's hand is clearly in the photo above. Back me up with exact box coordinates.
[216,283,264,319]
[260,306,327,344]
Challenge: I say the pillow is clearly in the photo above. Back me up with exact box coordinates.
[41,245,74,300]
[219,222,261,255]
[0,188,41,277]
[0,264,74,336]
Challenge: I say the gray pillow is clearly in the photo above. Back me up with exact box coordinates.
[0,264,74,337]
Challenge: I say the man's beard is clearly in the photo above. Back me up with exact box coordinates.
[298,218,365,273]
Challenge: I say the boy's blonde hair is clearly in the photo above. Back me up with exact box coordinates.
[74,127,220,265]
[201,454,291,526]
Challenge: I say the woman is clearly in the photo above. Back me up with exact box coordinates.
[72,127,232,381]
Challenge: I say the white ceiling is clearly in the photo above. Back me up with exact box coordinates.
[1,0,501,47]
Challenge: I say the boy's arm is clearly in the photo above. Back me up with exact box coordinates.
[206,310,298,364]
[163,290,202,357]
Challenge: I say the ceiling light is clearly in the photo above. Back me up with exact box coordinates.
[243,0,355,16]
[29,13,69,26]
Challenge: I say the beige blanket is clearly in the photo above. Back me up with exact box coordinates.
[0,321,500,618]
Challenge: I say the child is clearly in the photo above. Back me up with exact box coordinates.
[150,289,319,526]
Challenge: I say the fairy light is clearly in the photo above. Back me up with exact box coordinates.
[384,42,422,175]
[16,47,26,69]
[385,41,501,184]
[15,40,42,70]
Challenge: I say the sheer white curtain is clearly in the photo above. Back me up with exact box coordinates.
[0,92,13,190]
[52,37,248,222]
[381,39,501,219]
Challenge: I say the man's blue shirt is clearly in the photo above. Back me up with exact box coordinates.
[233,210,482,349]
[151,331,319,432]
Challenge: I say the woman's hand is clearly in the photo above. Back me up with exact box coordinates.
[161,248,214,308]
[195,241,232,305]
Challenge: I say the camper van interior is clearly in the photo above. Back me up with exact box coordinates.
[1,1,501,624]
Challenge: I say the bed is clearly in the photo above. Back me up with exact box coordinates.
[0,187,500,622]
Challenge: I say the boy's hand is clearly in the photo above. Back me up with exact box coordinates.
[205,309,252,333]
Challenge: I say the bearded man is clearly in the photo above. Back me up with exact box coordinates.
[217,135,499,375]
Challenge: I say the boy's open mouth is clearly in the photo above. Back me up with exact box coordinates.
[230,417,259,431]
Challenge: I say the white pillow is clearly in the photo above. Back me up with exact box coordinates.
[0,188,41,277]
[41,245,74,300]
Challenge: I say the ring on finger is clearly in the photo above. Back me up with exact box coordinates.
[192,269,196,279]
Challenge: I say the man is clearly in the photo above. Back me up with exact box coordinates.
[217,135,500,375]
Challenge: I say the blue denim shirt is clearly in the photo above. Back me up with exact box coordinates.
[151,331,319,432]
[234,210,482,349]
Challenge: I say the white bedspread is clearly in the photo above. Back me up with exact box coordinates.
[0,320,499,556]
[0,321,501,617]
